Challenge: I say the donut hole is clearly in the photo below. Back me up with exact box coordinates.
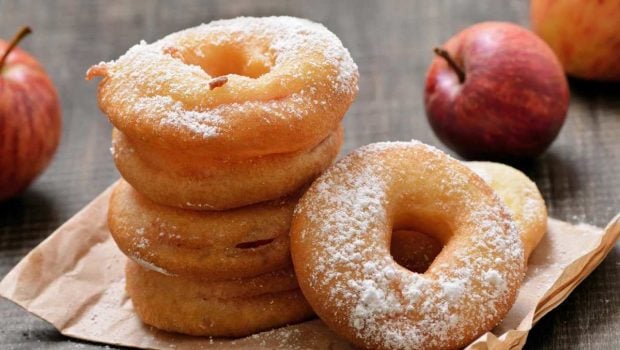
[389,207,450,273]
[390,229,444,273]
[235,238,275,249]
[184,44,273,79]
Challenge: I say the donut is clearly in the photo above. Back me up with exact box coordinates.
[86,16,358,160]
[109,180,295,279]
[111,125,343,210]
[125,260,314,337]
[290,141,525,350]
[466,161,547,260]
[391,161,547,272]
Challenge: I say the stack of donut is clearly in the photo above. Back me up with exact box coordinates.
[86,16,359,336]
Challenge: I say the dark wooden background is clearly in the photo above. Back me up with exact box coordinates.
[0,0,618,349]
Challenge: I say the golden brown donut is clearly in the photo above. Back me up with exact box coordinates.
[391,162,547,272]
[111,125,342,210]
[291,141,525,350]
[86,16,358,159]
[125,260,314,337]
[109,180,295,279]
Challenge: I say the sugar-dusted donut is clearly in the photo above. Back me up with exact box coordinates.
[108,180,295,279]
[86,16,358,160]
[290,141,525,350]
[466,161,547,260]
[111,125,342,210]
[125,260,314,337]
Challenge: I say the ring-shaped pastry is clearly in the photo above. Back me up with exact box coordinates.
[125,261,313,337]
[111,125,342,210]
[291,141,525,350]
[109,180,296,279]
[87,16,358,159]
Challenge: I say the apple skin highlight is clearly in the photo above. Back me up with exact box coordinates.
[424,22,569,161]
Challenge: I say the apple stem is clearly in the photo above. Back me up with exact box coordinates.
[0,26,32,71]
[433,47,465,83]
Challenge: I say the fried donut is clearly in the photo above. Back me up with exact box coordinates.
[86,16,358,159]
[111,125,343,210]
[109,180,295,279]
[290,141,525,350]
[391,162,547,272]
[125,261,314,337]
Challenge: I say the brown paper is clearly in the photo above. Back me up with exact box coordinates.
[1,184,618,350]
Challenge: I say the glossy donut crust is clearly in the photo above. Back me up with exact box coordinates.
[291,141,525,350]
[125,261,314,337]
[109,180,295,279]
[111,126,342,210]
[87,16,358,159]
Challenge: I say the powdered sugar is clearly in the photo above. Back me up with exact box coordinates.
[248,328,306,349]
[470,165,492,183]
[130,256,173,276]
[123,226,175,276]
[441,280,465,301]
[293,141,525,349]
[484,269,507,290]
[521,186,545,222]
[133,95,223,138]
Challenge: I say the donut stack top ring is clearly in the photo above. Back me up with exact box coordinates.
[88,16,357,337]
[86,16,359,159]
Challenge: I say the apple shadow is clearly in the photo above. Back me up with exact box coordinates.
[0,188,60,255]
[568,77,620,119]
[568,77,620,100]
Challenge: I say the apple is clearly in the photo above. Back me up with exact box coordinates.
[0,27,61,201]
[424,22,569,160]
[531,0,620,81]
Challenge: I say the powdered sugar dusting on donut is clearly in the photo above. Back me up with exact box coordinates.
[469,165,493,183]
[200,16,358,94]
[519,184,547,228]
[293,141,525,350]
[94,16,358,141]
[133,95,223,138]
[130,256,174,276]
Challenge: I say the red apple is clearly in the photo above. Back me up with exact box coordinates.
[531,0,620,81]
[0,27,61,200]
[424,22,569,160]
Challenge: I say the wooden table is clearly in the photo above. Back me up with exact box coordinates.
[0,1,618,349]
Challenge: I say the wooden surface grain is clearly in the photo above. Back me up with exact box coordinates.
[0,1,618,349]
